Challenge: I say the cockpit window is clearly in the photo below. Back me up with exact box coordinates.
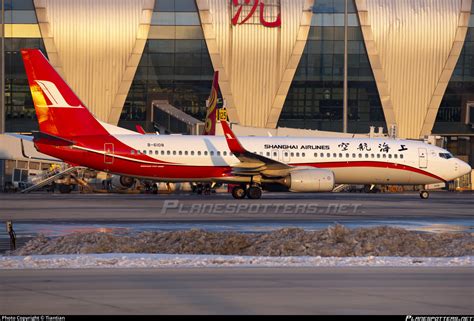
[439,153,453,159]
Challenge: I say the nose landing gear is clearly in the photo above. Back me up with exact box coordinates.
[419,190,429,199]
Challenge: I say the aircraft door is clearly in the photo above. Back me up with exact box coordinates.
[104,143,114,164]
[418,148,427,168]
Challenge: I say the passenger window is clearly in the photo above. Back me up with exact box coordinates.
[296,152,300,157]
[131,150,135,155]
[185,151,188,156]
[149,150,152,155]
[179,151,182,155]
[173,151,176,155]
[223,151,227,156]
[345,153,349,158]
[320,153,324,157]
[210,151,214,156]
[161,150,164,155]
[191,151,195,156]
[400,154,404,159]
[371,154,374,158]
[365,154,368,158]
[204,151,208,156]
[291,152,294,157]
[273,152,277,157]
[352,153,356,158]
[339,153,342,158]
[217,151,221,156]
[394,154,398,159]
[333,153,337,158]
[198,151,201,156]
[377,154,380,158]
[388,154,392,159]
[266,152,270,157]
[327,153,331,157]
[143,150,147,155]
[167,151,170,155]
[285,152,289,157]
[382,154,386,158]
[314,153,318,157]
[358,154,362,158]
[302,153,305,157]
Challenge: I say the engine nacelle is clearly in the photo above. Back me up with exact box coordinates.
[283,168,335,192]
[111,175,135,189]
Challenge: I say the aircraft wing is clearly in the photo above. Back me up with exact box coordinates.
[220,121,291,177]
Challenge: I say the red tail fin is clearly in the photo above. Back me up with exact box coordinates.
[21,49,107,138]
[203,71,219,135]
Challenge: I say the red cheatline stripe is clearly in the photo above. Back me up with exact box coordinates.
[294,161,446,182]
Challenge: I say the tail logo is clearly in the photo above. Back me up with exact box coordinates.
[35,80,82,108]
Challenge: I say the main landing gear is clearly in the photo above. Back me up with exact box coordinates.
[231,185,262,199]
[419,190,429,199]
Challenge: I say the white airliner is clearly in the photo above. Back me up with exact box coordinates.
[17,49,472,199]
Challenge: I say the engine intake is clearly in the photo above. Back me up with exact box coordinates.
[111,175,135,189]
[283,168,335,192]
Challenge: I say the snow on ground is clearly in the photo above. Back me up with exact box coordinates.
[0,253,472,269]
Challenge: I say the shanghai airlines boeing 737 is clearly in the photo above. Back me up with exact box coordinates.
[16,49,471,199]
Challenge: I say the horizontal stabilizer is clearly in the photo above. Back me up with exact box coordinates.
[32,131,74,146]
[6,133,34,142]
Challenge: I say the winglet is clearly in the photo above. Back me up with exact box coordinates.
[135,125,146,135]
[220,121,246,154]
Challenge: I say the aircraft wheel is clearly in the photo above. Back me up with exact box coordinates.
[419,190,429,199]
[247,186,262,199]
[232,186,247,199]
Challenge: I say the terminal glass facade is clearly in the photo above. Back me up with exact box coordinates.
[120,0,214,129]
[3,0,43,132]
[433,10,474,135]
[278,0,385,133]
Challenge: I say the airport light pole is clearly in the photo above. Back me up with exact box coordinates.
[343,0,348,133]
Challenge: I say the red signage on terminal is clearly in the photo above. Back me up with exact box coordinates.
[231,0,281,28]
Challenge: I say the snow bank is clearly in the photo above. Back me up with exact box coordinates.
[0,253,471,269]
[10,225,473,257]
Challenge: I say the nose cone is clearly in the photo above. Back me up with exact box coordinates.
[459,160,472,176]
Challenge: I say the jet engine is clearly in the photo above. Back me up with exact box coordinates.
[111,175,135,189]
[282,168,335,192]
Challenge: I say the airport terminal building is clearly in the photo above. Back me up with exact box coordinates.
[0,0,474,188]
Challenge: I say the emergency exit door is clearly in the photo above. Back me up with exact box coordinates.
[418,148,427,168]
